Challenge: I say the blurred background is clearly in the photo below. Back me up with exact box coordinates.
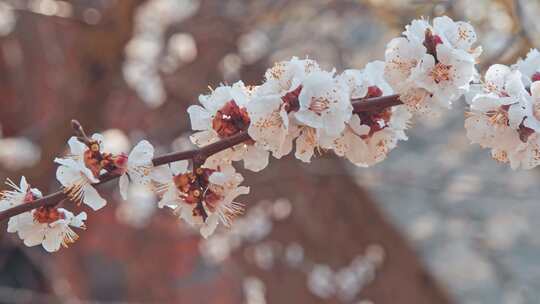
[0,0,538,303]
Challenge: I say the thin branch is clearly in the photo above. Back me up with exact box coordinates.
[0,94,402,223]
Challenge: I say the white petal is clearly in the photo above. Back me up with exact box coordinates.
[68,136,87,157]
[91,133,105,147]
[82,184,106,211]
[42,228,62,252]
[56,164,80,186]
[157,185,180,209]
[242,146,269,172]
[170,160,189,175]
[187,105,212,131]
[119,174,129,200]
[151,165,173,184]
[70,212,87,228]
[200,214,219,239]
[128,140,154,165]
[17,177,28,193]
[190,130,219,147]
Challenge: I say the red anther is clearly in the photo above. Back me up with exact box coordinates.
[212,100,251,138]
[33,207,64,224]
[531,72,540,82]
[366,86,383,98]
[113,153,128,169]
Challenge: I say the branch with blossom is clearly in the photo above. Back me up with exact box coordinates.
[1,15,539,252]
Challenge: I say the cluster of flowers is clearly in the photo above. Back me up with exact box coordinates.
[385,16,481,112]
[2,15,514,253]
[188,58,412,169]
[465,49,540,169]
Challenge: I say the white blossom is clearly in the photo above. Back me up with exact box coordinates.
[54,135,106,210]
[262,56,321,95]
[327,61,411,166]
[247,94,295,159]
[188,81,269,172]
[385,16,479,113]
[295,70,352,139]
[465,63,540,169]
[118,140,156,200]
[155,161,248,238]
[0,177,41,212]
[513,48,540,86]
[8,208,87,252]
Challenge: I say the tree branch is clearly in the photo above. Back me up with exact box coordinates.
[0,94,402,223]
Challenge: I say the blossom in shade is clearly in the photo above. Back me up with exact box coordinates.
[0,176,41,212]
[55,135,107,210]
[116,140,156,200]
[1,176,86,252]
[187,81,269,172]
[155,161,249,238]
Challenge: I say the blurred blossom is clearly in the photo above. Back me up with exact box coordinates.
[123,0,200,108]
[161,33,197,73]
[243,277,266,304]
[55,1,72,18]
[0,137,41,170]
[82,8,101,25]
[101,129,131,155]
[335,268,360,302]
[253,242,275,270]
[0,2,16,36]
[431,241,496,293]
[307,265,335,299]
[285,242,304,267]
[238,30,270,64]
[484,212,529,250]
[115,185,157,228]
[29,0,59,16]
[308,245,384,301]
[200,199,289,264]
[271,198,291,220]
[220,53,242,81]
[408,213,439,241]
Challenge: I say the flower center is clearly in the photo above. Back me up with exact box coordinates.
[532,72,540,82]
[308,96,330,115]
[173,168,221,208]
[486,105,510,126]
[212,100,251,138]
[33,207,64,224]
[430,63,452,84]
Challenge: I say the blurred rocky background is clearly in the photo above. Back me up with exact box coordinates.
[0,0,538,303]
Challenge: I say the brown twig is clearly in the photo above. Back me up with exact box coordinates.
[0,94,403,223]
